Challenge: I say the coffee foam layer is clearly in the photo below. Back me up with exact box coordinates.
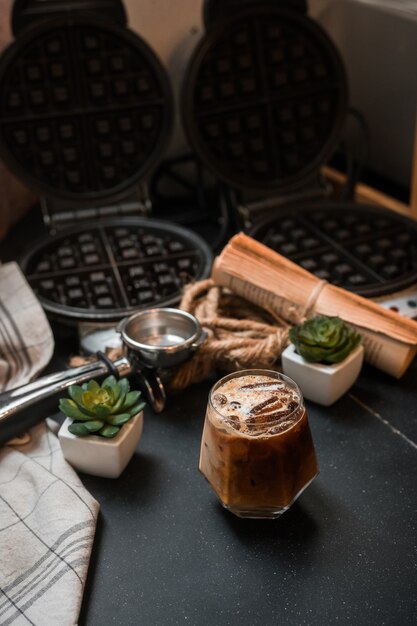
[211,374,301,435]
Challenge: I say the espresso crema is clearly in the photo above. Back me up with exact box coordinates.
[210,374,302,435]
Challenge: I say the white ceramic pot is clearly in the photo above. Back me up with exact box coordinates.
[58,412,144,478]
[281,344,364,406]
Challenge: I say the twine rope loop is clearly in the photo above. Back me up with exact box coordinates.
[169,279,290,391]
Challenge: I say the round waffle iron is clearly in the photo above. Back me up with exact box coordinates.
[183,3,417,302]
[0,1,212,322]
[182,5,347,193]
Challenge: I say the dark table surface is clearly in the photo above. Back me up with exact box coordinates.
[2,207,417,626]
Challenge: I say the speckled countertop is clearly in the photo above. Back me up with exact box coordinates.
[75,359,417,626]
[2,208,416,626]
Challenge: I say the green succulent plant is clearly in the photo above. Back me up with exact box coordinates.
[59,376,145,438]
[289,315,361,365]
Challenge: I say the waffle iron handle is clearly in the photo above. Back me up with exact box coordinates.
[12,0,127,37]
[0,356,132,446]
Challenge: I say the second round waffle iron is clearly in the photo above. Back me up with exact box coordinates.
[182,2,417,302]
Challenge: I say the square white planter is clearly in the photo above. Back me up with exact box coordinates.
[281,344,364,406]
[58,412,144,478]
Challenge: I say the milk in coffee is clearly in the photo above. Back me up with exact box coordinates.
[199,370,318,518]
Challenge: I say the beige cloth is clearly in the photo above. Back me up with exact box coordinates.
[0,263,99,626]
[0,263,53,391]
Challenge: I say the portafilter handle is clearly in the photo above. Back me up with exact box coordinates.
[0,355,132,446]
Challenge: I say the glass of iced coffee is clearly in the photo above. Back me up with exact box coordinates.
[199,369,318,519]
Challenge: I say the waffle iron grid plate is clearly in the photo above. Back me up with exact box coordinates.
[0,16,172,202]
[182,6,347,193]
[20,218,213,323]
[250,204,417,298]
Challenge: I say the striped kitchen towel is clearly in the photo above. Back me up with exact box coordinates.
[0,261,53,391]
[0,262,99,625]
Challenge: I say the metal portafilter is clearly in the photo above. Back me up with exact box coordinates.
[0,308,206,446]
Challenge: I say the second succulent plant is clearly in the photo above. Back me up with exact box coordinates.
[289,315,361,365]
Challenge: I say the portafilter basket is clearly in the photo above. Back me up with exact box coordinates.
[0,308,206,445]
[118,307,207,369]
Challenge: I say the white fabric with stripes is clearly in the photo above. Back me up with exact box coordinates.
[0,262,99,626]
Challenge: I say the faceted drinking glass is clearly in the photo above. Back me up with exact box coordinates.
[199,369,319,519]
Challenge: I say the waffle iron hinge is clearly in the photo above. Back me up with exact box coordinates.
[232,175,334,230]
[41,184,152,234]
